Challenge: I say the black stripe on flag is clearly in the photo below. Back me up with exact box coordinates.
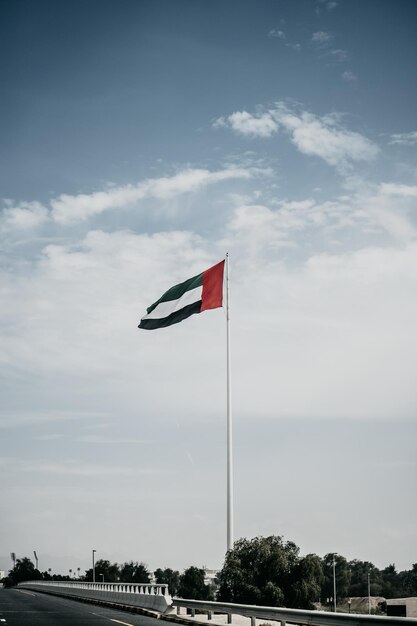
[138,301,202,330]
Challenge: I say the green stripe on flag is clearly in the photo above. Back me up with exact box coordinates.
[146,272,203,314]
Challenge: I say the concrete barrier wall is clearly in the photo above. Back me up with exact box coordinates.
[19,580,173,614]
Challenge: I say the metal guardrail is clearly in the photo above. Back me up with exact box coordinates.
[172,598,417,626]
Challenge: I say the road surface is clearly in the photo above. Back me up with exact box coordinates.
[0,587,163,626]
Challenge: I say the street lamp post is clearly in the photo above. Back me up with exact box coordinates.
[92,550,96,583]
[368,572,371,614]
[333,555,337,613]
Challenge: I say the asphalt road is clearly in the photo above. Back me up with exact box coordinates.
[0,587,164,626]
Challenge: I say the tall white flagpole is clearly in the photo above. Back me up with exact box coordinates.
[226,252,234,552]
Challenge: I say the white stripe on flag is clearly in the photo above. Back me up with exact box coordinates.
[141,285,203,320]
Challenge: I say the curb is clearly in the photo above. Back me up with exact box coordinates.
[161,612,227,626]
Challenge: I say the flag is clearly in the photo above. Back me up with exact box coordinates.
[138,260,225,330]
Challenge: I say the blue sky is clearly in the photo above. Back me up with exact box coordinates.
[1,0,417,578]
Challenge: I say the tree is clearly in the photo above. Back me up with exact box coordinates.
[7,557,42,586]
[321,553,351,604]
[217,536,300,607]
[84,559,119,582]
[289,554,324,609]
[154,567,180,596]
[348,560,382,598]
[399,563,417,597]
[119,561,150,583]
[178,566,213,600]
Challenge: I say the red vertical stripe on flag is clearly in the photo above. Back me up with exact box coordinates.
[201,260,225,311]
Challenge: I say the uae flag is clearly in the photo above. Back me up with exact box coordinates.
[139,260,225,330]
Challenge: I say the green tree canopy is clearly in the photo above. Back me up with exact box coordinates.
[154,567,180,596]
[119,561,150,583]
[7,557,42,586]
[178,566,213,600]
[84,559,119,582]
[399,563,417,598]
[322,553,350,602]
[348,560,382,598]
[217,536,301,607]
[289,554,324,609]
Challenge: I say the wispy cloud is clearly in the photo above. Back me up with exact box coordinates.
[312,31,333,44]
[389,131,417,146]
[329,48,349,62]
[1,201,48,231]
[33,434,64,441]
[50,167,254,225]
[0,410,107,429]
[268,29,285,39]
[379,183,417,197]
[285,42,302,51]
[316,0,338,13]
[273,104,379,170]
[1,458,166,477]
[77,435,154,444]
[342,70,357,82]
[215,102,379,172]
[1,167,261,231]
[213,111,279,138]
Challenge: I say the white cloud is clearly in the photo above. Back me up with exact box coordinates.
[329,48,349,62]
[1,458,164,477]
[268,29,285,39]
[316,0,338,11]
[389,131,417,146]
[3,224,417,424]
[272,103,379,170]
[213,111,279,138]
[379,183,417,197]
[285,42,302,51]
[1,201,48,230]
[77,435,153,444]
[347,181,417,243]
[0,228,222,383]
[215,102,379,172]
[342,70,357,82]
[50,167,254,225]
[312,31,333,44]
[0,410,107,429]
[227,204,293,254]
[225,180,417,251]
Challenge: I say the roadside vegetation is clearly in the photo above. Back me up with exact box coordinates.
[3,535,417,612]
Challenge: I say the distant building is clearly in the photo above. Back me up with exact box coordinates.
[203,567,219,587]
[387,598,417,618]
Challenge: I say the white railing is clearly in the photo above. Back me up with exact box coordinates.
[20,580,170,596]
[172,598,417,626]
[18,580,172,613]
